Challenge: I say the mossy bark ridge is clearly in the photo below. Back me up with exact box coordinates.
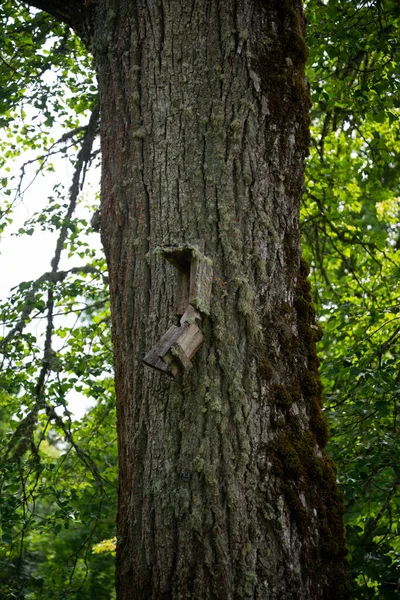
[89,0,349,598]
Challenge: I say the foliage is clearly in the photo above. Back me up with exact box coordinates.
[92,538,116,556]
[305,0,400,597]
[0,0,398,599]
[0,3,116,599]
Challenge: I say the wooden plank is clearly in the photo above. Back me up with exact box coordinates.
[189,256,213,315]
[170,343,193,371]
[143,325,181,376]
[160,323,204,376]
[174,270,190,316]
[144,242,211,376]
[180,304,201,325]
[175,322,204,360]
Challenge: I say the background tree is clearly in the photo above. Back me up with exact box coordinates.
[306,1,400,597]
[1,0,398,599]
[0,3,117,599]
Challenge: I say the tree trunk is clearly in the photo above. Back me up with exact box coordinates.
[39,0,349,597]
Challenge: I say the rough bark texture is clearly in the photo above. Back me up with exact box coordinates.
[32,0,349,597]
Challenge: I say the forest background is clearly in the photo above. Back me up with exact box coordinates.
[0,0,399,598]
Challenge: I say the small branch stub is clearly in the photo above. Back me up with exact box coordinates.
[143,243,213,377]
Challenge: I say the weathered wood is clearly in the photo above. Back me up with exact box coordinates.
[189,255,213,315]
[159,351,181,377]
[144,319,204,377]
[161,322,204,376]
[156,244,213,316]
[142,325,182,376]
[180,304,201,326]
[162,341,192,374]
[144,244,211,374]
[171,343,193,371]
[173,322,203,361]
[174,270,190,316]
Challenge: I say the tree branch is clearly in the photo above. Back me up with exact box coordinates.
[21,1,96,44]
[0,106,100,353]
[21,1,85,28]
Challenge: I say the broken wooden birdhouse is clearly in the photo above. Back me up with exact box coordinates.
[143,243,213,377]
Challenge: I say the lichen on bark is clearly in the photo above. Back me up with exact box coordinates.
[85,0,351,598]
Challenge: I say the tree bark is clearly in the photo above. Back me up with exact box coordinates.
[24,0,350,597]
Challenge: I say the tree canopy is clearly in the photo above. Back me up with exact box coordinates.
[0,0,399,598]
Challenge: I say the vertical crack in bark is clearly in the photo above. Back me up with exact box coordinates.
[136,2,152,321]
[158,0,165,71]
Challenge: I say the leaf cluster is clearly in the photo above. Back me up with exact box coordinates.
[305,1,400,597]
[0,4,116,599]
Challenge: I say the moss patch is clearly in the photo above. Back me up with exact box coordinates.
[271,427,347,563]
[266,256,349,596]
[258,356,273,381]
[295,257,330,447]
[252,0,311,150]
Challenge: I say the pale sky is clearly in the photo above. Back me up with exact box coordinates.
[0,147,101,419]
